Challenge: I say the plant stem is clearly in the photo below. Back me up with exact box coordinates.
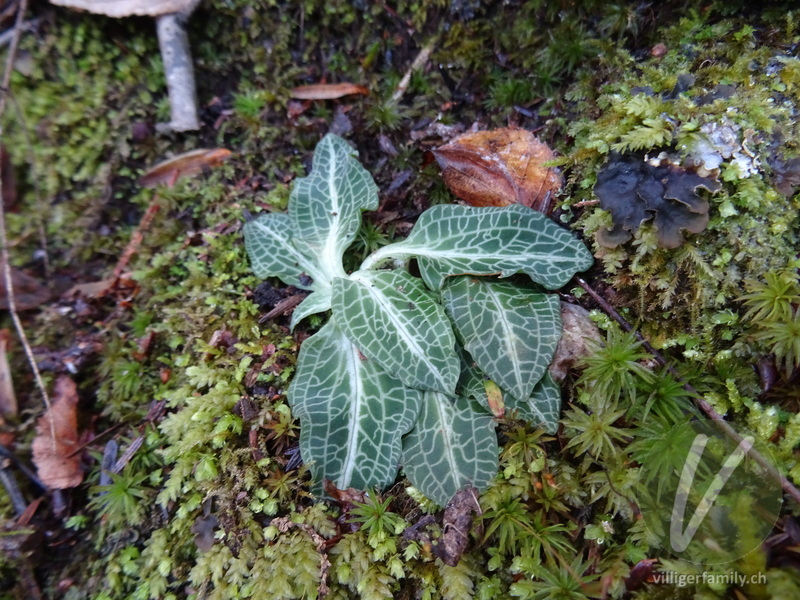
[392,36,439,103]
[155,12,199,132]
[359,245,407,270]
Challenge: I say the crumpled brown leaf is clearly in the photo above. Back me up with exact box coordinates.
[431,127,562,214]
[323,479,368,507]
[31,376,83,489]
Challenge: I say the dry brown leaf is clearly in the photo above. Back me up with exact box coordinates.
[0,265,50,311]
[431,127,562,214]
[31,376,83,489]
[322,479,368,507]
[433,485,482,567]
[0,329,16,421]
[549,302,601,382]
[139,148,232,188]
[290,83,369,100]
[49,0,198,18]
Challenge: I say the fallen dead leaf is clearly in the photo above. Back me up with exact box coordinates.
[549,302,602,382]
[433,485,482,567]
[139,148,232,188]
[323,479,369,533]
[323,479,368,507]
[290,83,369,100]
[0,329,17,420]
[0,265,50,311]
[31,376,83,489]
[431,127,561,214]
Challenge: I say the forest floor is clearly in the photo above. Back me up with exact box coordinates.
[3,1,800,599]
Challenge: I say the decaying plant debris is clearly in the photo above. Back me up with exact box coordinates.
[431,127,562,213]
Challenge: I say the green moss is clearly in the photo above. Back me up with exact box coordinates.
[4,1,800,598]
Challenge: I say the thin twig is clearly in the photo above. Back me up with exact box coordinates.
[575,276,800,506]
[0,463,27,516]
[0,16,40,48]
[0,443,46,491]
[0,0,52,445]
[258,293,306,323]
[112,196,161,279]
[575,277,662,358]
[9,92,50,280]
[391,36,438,103]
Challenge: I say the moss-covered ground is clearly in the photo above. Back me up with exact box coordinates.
[3,1,800,598]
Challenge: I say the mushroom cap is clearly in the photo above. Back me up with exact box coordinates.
[50,0,200,18]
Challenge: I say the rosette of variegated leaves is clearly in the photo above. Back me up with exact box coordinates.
[244,134,593,506]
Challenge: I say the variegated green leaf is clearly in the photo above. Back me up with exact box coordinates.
[288,320,423,491]
[243,212,327,289]
[504,372,561,433]
[442,276,561,401]
[402,393,498,506]
[290,134,378,280]
[332,270,459,394]
[290,289,332,330]
[456,346,485,399]
[361,205,594,290]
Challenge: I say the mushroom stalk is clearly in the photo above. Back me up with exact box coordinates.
[155,11,199,131]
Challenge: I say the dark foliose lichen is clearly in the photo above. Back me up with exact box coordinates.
[594,152,721,249]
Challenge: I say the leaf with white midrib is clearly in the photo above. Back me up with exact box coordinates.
[288,319,423,491]
[290,289,332,330]
[361,205,594,290]
[456,346,485,399]
[442,276,561,401]
[243,213,328,290]
[332,269,459,394]
[402,392,498,506]
[459,358,562,434]
[504,372,561,433]
[289,134,378,281]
